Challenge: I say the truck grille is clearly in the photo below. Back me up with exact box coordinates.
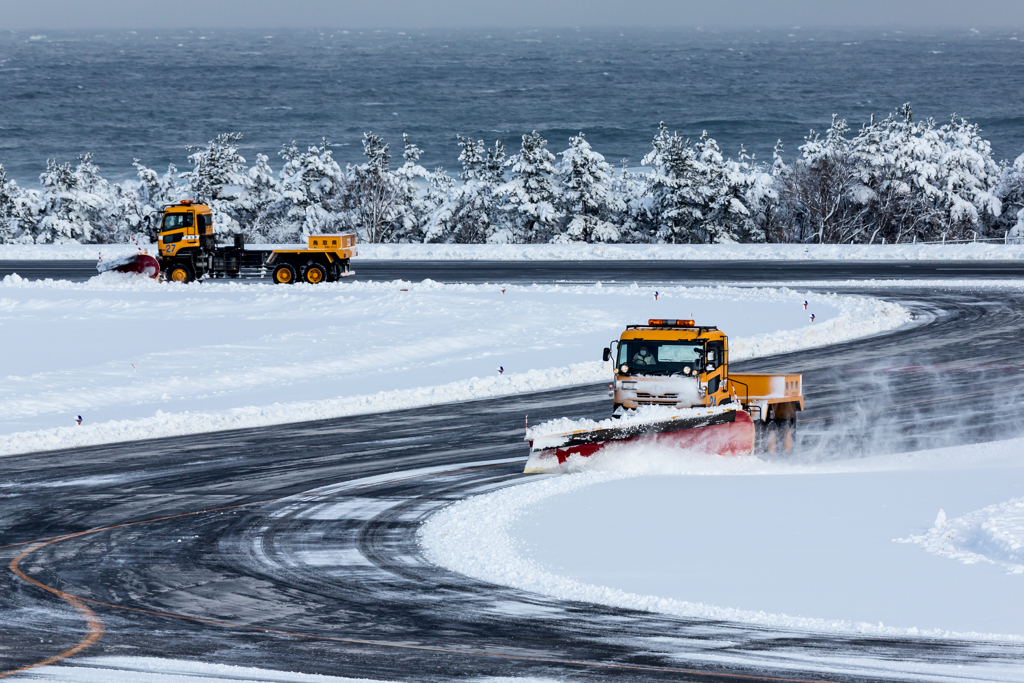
[636,393,679,399]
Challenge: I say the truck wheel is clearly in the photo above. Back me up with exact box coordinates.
[764,421,779,454]
[273,264,297,284]
[304,264,326,284]
[166,263,193,284]
[782,419,796,452]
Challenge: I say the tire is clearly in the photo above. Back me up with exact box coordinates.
[304,264,326,284]
[764,421,779,454]
[166,263,193,284]
[273,264,297,284]
[781,419,796,452]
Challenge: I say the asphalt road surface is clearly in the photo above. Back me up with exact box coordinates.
[4,258,1024,283]
[2,263,1023,682]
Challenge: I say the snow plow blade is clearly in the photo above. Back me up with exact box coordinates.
[97,253,160,279]
[524,406,755,474]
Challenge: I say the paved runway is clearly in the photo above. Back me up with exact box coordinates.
[4,257,1024,283]
[2,263,1023,682]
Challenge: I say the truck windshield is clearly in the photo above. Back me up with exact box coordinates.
[618,341,703,375]
[162,212,193,231]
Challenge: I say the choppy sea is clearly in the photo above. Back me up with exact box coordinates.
[1,28,1023,184]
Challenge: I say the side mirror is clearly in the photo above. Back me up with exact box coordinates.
[602,347,611,362]
[707,351,716,362]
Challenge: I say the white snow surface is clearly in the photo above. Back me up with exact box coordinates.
[897,499,1024,574]
[2,241,1024,261]
[420,437,1024,641]
[0,273,908,456]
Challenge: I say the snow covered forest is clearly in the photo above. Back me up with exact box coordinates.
[3,104,1024,245]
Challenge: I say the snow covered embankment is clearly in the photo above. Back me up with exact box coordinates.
[897,499,1024,574]
[420,437,1024,643]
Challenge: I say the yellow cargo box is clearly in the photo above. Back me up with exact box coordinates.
[308,234,357,250]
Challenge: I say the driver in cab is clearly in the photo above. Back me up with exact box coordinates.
[632,345,657,366]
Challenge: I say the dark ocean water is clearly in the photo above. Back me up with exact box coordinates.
[2,28,1024,184]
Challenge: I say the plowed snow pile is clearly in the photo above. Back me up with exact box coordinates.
[0,274,908,455]
[420,437,1024,641]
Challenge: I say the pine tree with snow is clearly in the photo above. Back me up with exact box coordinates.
[181,132,251,234]
[642,122,705,243]
[392,134,432,242]
[278,139,347,237]
[33,158,97,243]
[0,166,19,244]
[556,133,623,242]
[427,136,506,243]
[233,153,285,242]
[498,131,561,243]
[342,132,404,243]
[995,152,1024,239]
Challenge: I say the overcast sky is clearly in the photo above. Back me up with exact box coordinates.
[3,0,1023,30]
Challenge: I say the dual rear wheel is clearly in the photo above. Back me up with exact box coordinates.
[272,263,328,284]
[758,418,796,455]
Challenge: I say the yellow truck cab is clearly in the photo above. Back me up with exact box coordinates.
[158,201,214,261]
[155,200,356,284]
[605,319,803,450]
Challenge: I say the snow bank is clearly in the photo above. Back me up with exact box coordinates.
[420,437,1024,641]
[0,277,908,456]
[897,499,1024,574]
[3,241,1024,261]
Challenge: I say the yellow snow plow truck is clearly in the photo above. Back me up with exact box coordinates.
[154,201,357,283]
[523,319,803,473]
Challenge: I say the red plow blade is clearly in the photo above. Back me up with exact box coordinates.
[524,406,755,474]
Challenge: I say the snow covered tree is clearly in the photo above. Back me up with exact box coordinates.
[776,116,867,244]
[642,123,705,243]
[556,133,623,242]
[392,134,433,242]
[33,157,100,243]
[0,166,20,244]
[181,132,250,234]
[498,131,561,243]
[995,152,1024,239]
[233,153,285,242]
[426,136,505,243]
[342,132,405,243]
[278,139,347,237]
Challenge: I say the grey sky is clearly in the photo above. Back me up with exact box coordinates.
[3,0,1023,30]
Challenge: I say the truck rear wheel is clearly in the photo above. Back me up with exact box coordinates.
[304,264,326,284]
[166,263,193,284]
[273,264,297,284]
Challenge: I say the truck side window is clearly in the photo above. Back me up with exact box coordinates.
[708,376,720,394]
[707,341,725,371]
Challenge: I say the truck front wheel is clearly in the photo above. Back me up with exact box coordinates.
[166,263,193,284]
[273,264,297,284]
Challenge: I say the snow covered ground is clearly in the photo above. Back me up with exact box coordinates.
[1,241,1023,261]
[0,273,908,456]
[420,437,1024,642]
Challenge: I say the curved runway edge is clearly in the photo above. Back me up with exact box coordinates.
[2,281,1024,681]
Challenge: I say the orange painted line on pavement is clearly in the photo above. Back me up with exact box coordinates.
[1,535,104,679]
